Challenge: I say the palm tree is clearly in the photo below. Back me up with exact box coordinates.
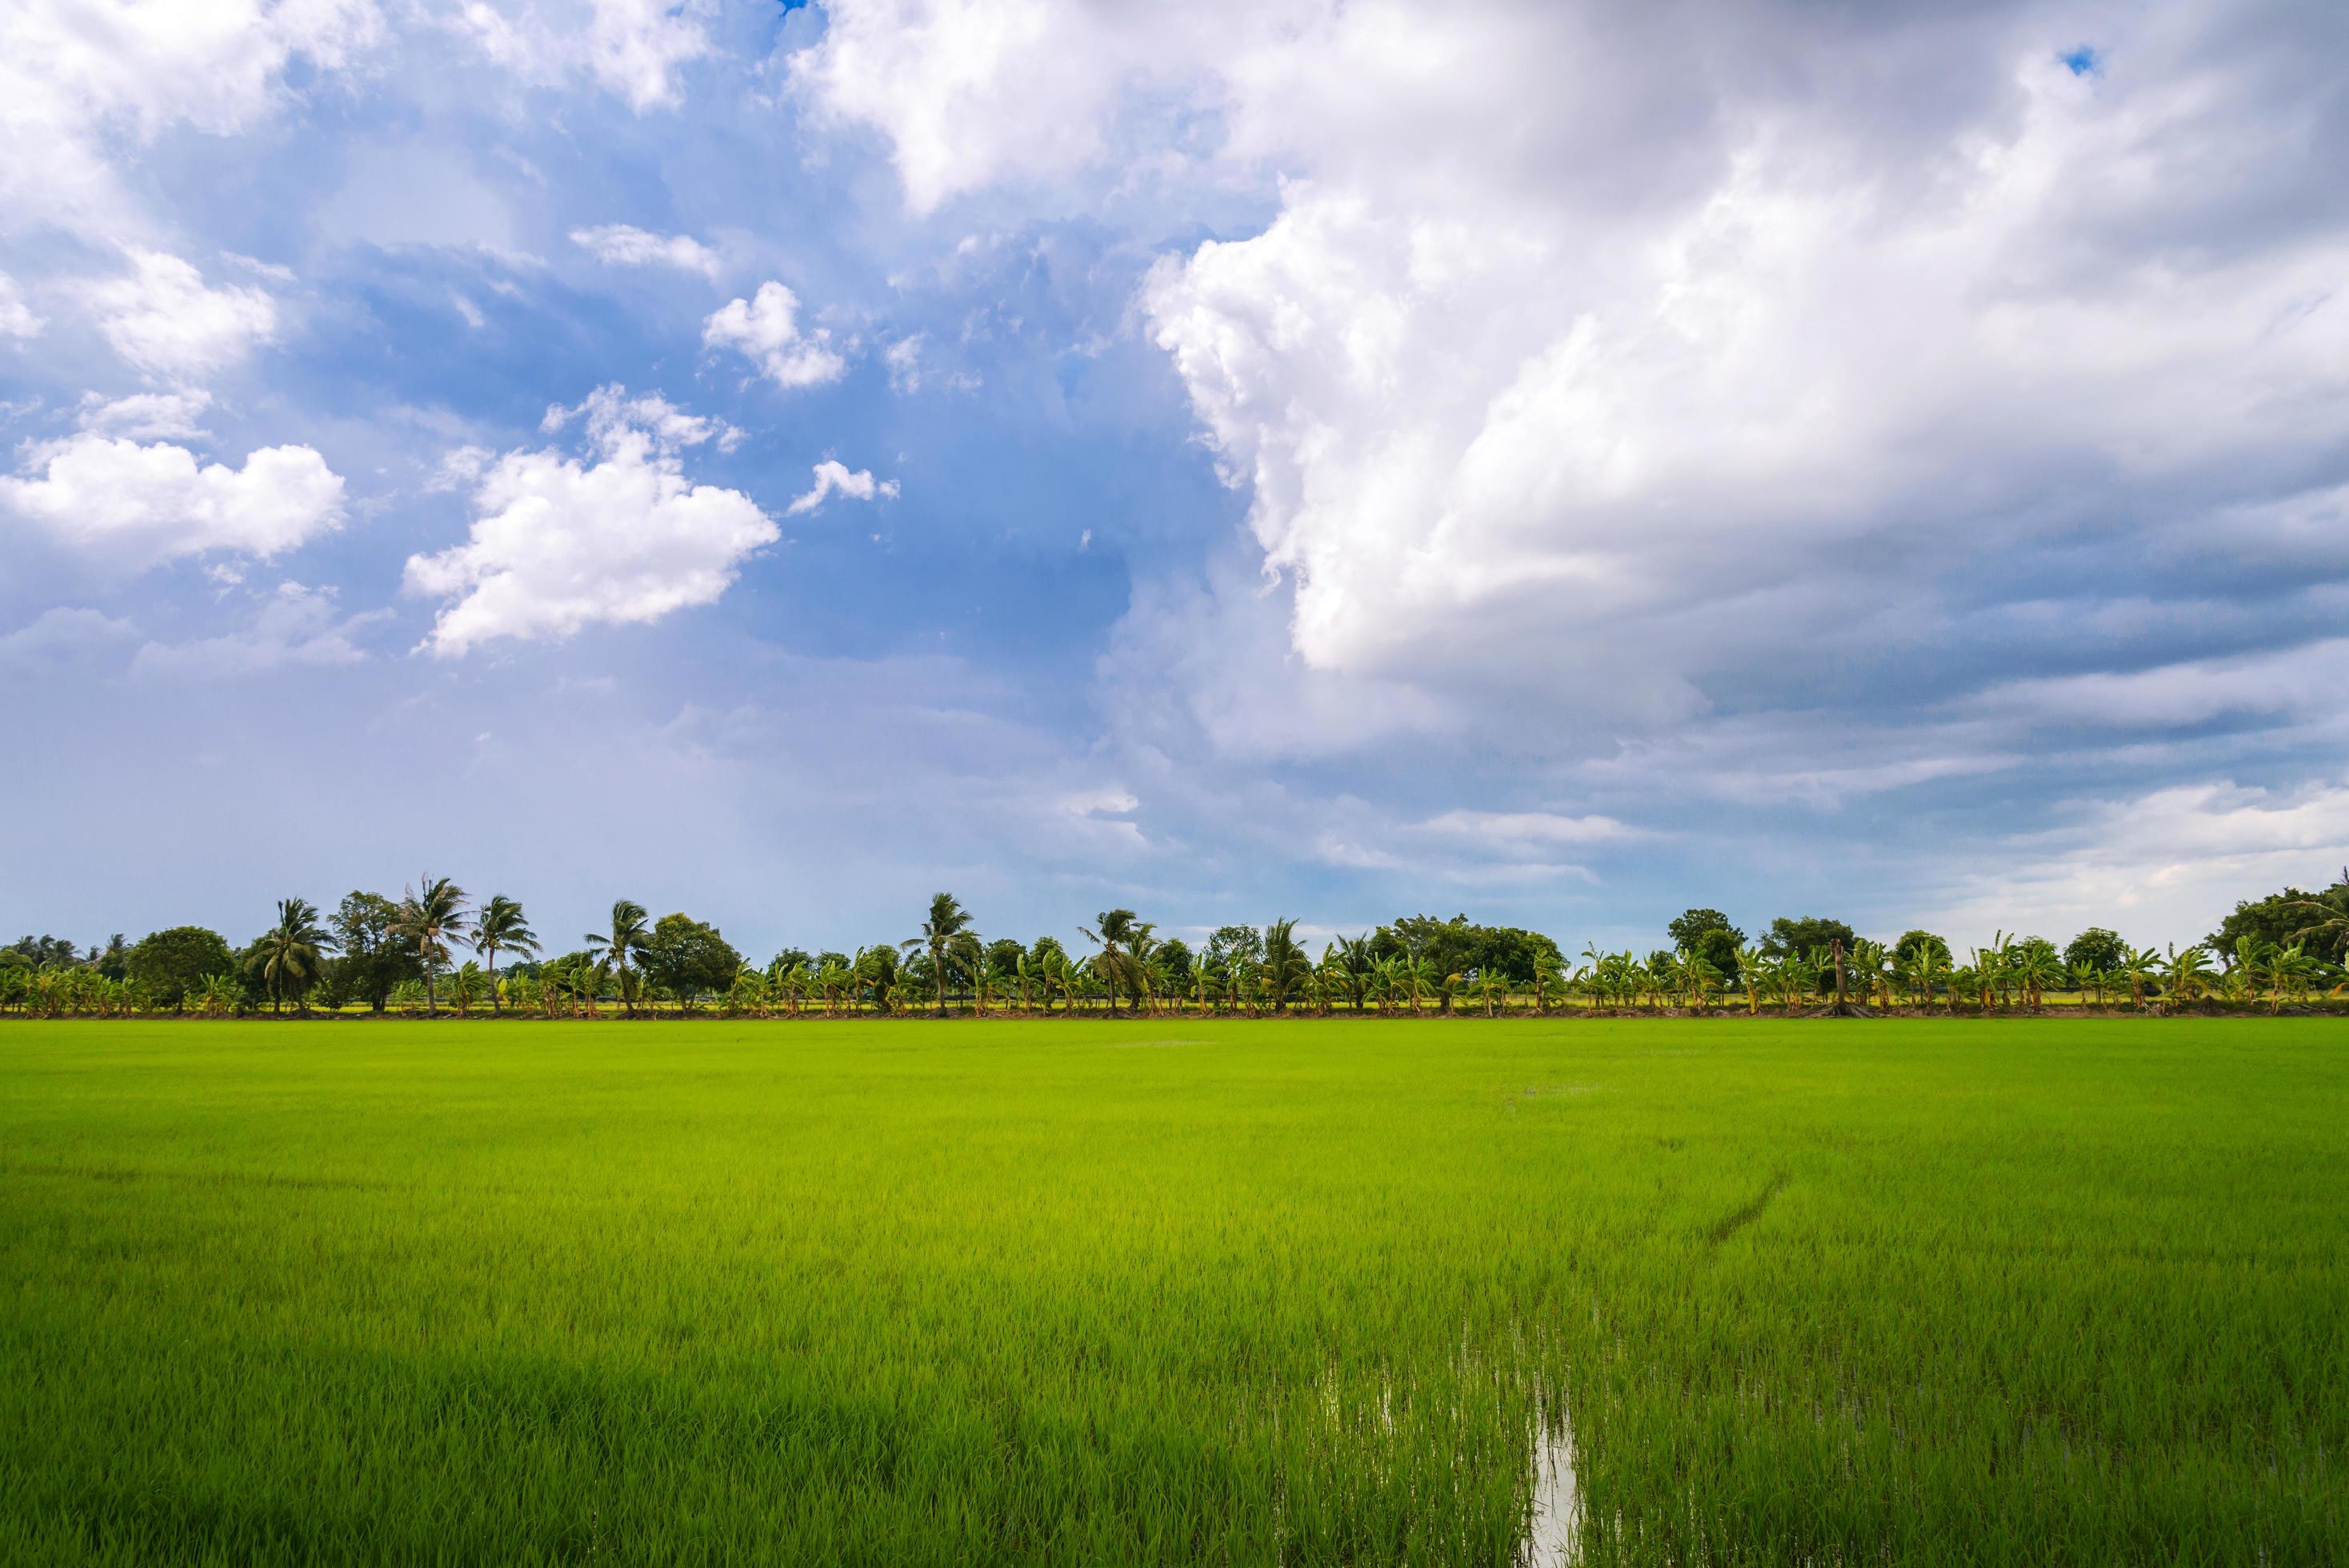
[1077,909,1146,1018]
[1256,918,1312,1013]
[251,897,331,1014]
[904,893,976,1017]
[2156,942,2217,1008]
[585,900,651,1016]
[194,971,239,1018]
[816,958,853,1017]
[472,895,540,1014]
[450,960,488,1017]
[386,876,470,1017]
[2286,872,2349,959]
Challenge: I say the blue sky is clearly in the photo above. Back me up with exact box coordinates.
[4,0,2347,960]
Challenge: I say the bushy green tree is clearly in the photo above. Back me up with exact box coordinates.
[1761,915,1857,961]
[1205,924,1263,975]
[2063,927,2126,974]
[326,892,420,1013]
[639,913,744,1010]
[1894,930,1951,967]
[2209,878,2349,965]
[1667,910,1744,986]
[126,926,235,1010]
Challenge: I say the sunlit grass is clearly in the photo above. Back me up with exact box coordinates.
[1,1018,2340,1563]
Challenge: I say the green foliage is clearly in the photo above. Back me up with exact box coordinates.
[1668,911,1745,987]
[1895,930,1952,967]
[2063,927,2127,974]
[1761,915,1857,961]
[126,926,235,1010]
[326,892,420,1013]
[6,934,79,969]
[2209,876,2349,965]
[1204,924,1263,974]
[390,875,470,1015]
[1666,909,1741,950]
[638,914,743,1007]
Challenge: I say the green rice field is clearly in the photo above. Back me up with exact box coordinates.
[1,1018,2341,1564]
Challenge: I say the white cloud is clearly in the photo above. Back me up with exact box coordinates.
[804,0,2349,772]
[0,273,42,339]
[1968,640,2349,730]
[2,434,345,567]
[786,459,898,515]
[425,444,494,492]
[0,606,138,664]
[1418,810,1641,846]
[458,0,710,112]
[403,384,777,655]
[1926,777,2349,947]
[570,223,721,279]
[88,250,277,384]
[882,331,977,394]
[1,0,382,238]
[786,0,1271,215]
[132,582,378,678]
[76,389,214,441]
[702,282,848,390]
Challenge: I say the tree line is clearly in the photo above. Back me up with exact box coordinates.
[5,874,2347,1020]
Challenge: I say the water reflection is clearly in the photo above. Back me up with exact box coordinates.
[1520,1398,1580,1566]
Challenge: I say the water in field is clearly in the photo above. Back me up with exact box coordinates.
[1520,1399,1581,1566]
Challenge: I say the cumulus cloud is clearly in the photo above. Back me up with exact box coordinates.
[88,250,277,384]
[786,459,898,515]
[702,282,848,390]
[802,0,2349,767]
[0,273,42,339]
[1,0,381,237]
[403,384,777,655]
[1926,777,2349,945]
[570,222,722,278]
[0,606,138,665]
[1,433,345,567]
[131,582,378,678]
[458,0,710,112]
[76,389,214,441]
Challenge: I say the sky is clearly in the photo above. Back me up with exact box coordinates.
[3,0,2347,960]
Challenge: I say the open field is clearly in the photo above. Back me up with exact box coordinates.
[2,1019,2342,1564]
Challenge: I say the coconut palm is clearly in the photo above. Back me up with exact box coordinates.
[903,893,976,1017]
[1076,909,1146,1018]
[2286,874,2349,959]
[471,895,540,1014]
[386,875,470,1017]
[585,900,651,1016]
[251,896,332,1014]
[1256,918,1312,1012]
